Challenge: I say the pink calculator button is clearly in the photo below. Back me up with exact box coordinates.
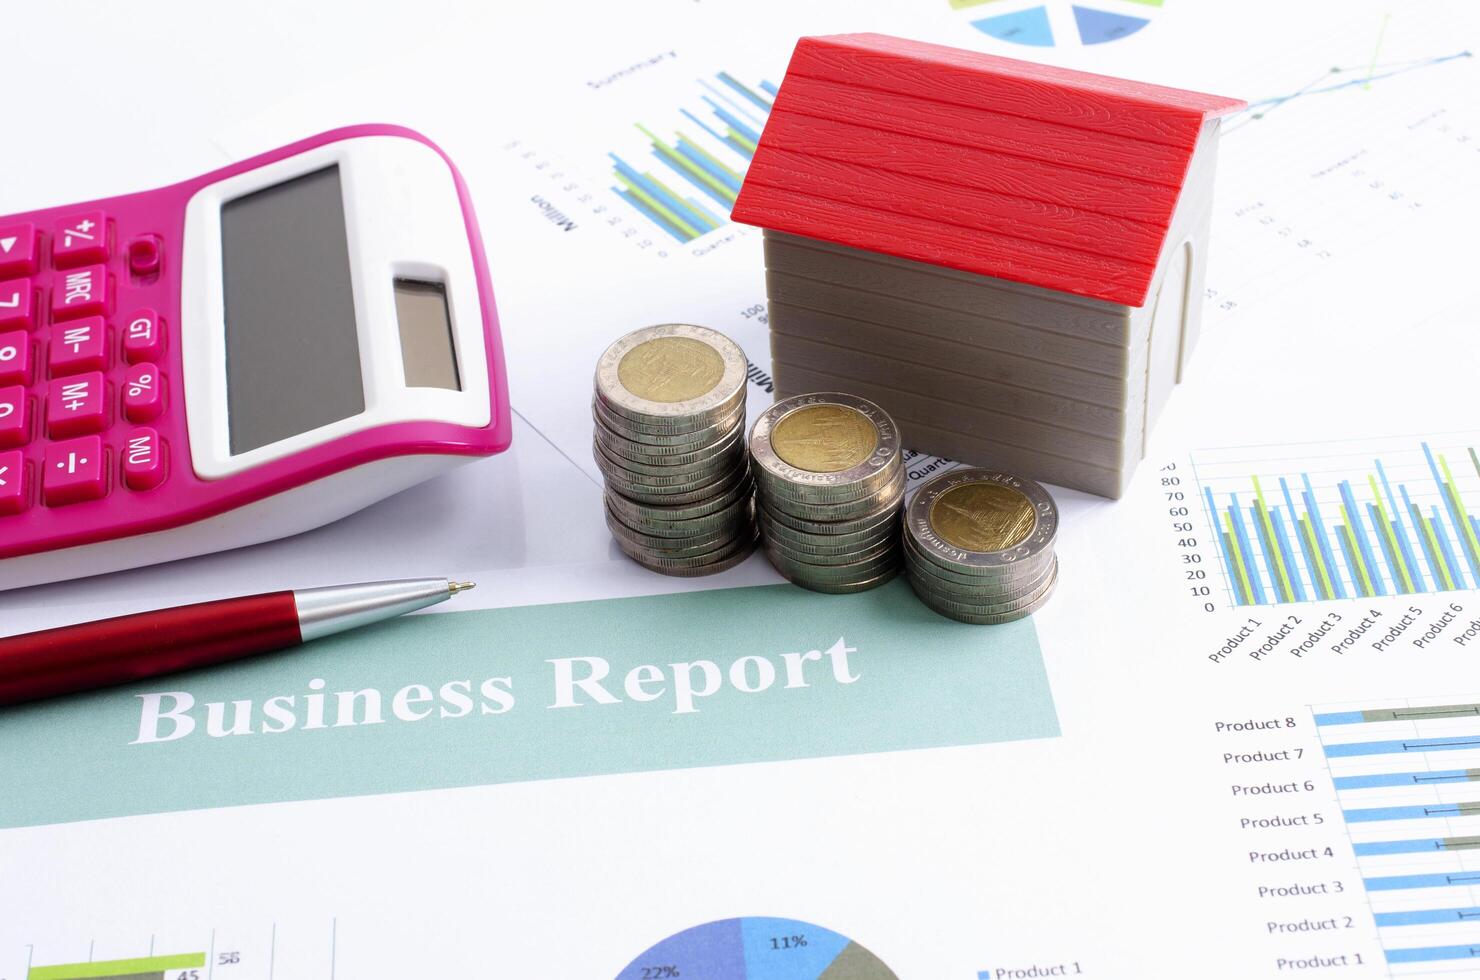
[52,265,107,321]
[52,211,108,268]
[121,428,165,491]
[122,308,162,363]
[0,278,35,331]
[0,223,39,279]
[122,363,163,422]
[47,371,107,438]
[0,330,30,386]
[50,315,107,375]
[0,450,26,514]
[43,436,107,506]
[0,385,29,448]
[127,235,162,277]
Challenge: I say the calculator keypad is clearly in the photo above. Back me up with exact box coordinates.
[0,208,176,523]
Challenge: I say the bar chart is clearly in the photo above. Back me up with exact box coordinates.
[1191,435,1480,607]
[1316,697,1480,971]
[27,952,205,980]
[608,71,775,244]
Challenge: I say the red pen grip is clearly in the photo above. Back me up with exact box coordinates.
[0,592,302,705]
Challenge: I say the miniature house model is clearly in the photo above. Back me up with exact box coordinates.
[731,33,1244,498]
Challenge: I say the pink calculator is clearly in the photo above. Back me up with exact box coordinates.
[0,125,512,591]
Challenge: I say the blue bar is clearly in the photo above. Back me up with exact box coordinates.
[1387,945,1480,964]
[653,147,736,209]
[1270,506,1307,601]
[1424,442,1479,586]
[1251,504,1286,603]
[700,96,761,145]
[1438,506,1470,588]
[680,108,738,153]
[1335,768,1476,788]
[1377,461,1428,591]
[611,156,722,231]
[1282,479,1326,599]
[1368,502,1409,593]
[1314,710,1368,726]
[1228,495,1267,604]
[1353,837,1450,855]
[722,134,755,158]
[673,138,743,192]
[614,188,691,244]
[699,79,766,127]
[1207,488,1246,604]
[1349,805,1474,823]
[1371,872,1480,890]
[760,79,779,96]
[1328,735,1480,757]
[717,70,773,112]
[1376,906,1480,927]
[1303,477,1347,598]
[1405,489,1451,590]
[1340,481,1387,595]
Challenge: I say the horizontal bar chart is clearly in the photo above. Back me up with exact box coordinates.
[1315,696,1480,972]
[29,953,204,980]
[1192,436,1480,607]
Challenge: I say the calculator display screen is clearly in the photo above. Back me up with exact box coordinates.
[221,166,366,455]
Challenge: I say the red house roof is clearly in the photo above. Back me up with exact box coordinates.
[731,33,1244,307]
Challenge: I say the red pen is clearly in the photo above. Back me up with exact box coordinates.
[0,578,475,706]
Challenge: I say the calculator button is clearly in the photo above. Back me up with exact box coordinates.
[122,363,163,423]
[121,428,165,491]
[52,212,108,268]
[47,371,107,438]
[49,315,107,375]
[0,330,30,386]
[52,265,107,321]
[0,450,26,514]
[0,278,35,331]
[0,386,29,449]
[0,223,39,279]
[122,308,162,363]
[127,235,162,277]
[43,436,106,506]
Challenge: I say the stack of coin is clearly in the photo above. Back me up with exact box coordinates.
[749,392,905,593]
[904,468,1059,624]
[593,324,757,576]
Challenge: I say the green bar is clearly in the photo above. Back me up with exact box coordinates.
[30,954,204,980]
[726,126,758,154]
[1299,515,1334,600]
[1361,703,1480,722]
[1368,475,1415,592]
[1338,512,1375,597]
[1417,510,1457,591]
[1223,511,1256,605]
[635,124,738,203]
[1251,476,1295,602]
[614,172,701,239]
[671,128,744,182]
[1439,453,1480,570]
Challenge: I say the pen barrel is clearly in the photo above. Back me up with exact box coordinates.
[0,592,301,706]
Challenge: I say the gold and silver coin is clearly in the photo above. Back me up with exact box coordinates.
[593,325,757,576]
[904,468,1060,624]
[749,392,905,593]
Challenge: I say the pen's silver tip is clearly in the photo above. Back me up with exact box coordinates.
[449,581,476,595]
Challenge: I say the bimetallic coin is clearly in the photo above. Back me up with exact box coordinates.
[595,324,746,426]
[906,554,1057,605]
[608,488,752,539]
[749,392,901,502]
[592,431,746,480]
[605,505,751,558]
[596,414,746,464]
[593,396,744,443]
[765,532,898,568]
[758,512,898,556]
[763,545,901,588]
[906,468,1058,574]
[593,440,741,491]
[782,566,900,595]
[902,529,1053,588]
[600,467,755,507]
[614,530,759,576]
[758,465,905,523]
[757,480,904,537]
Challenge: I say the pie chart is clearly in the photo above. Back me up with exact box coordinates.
[614,916,899,979]
[951,0,1163,47]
